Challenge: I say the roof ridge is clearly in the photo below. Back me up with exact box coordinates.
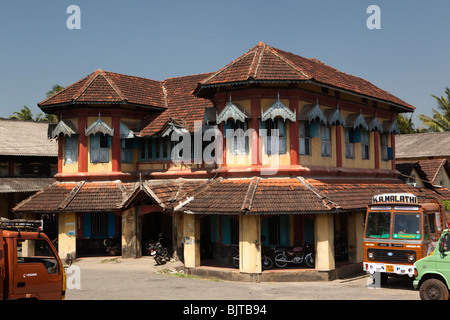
[71,69,102,101]
[247,43,264,79]
[267,46,310,79]
[102,71,127,101]
[200,44,262,84]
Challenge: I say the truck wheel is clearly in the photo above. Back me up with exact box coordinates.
[419,279,449,300]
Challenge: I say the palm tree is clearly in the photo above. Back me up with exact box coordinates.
[418,87,450,132]
[9,106,34,121]
[46,84,64,98]
[396,114,416,134]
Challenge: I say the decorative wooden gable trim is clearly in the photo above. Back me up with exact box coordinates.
[50,120,79,138]
[120,122,135,139]
[365,116,383,133]
[323,107,346,126]
[382,119,400,135]
[298,101,326,124]
[345,112,368,130]
[261,93,296,122]
[85,114,114,136]
[216,98,249,124]
[160,120,189,137]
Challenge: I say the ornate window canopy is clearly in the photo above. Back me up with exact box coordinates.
[323,107,346,126]
[345,112,368,130]
[365,116,383,133]
[160,120,189,137]
[216,98,249,124]
[298,100,326,124]
[261,93,296,122]
[120,122,135,139]
[50,119,78,138]
[85,114,114,136]
[382,119,400,135]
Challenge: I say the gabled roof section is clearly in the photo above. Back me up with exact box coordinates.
[195,42,414,111]
[39,69,166,110]
[139,73,214,136]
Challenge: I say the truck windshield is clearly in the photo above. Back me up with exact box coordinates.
[365,211,390,238]
[393,213,421,239]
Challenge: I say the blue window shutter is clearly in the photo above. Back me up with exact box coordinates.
[83,213,92,238]
[107,213,116,237]
[387,147,394,160]
[310,122,320,138]
[280,215,289,246]
[221,216,231,245]
[224,121,233,138]
[353,128,362,143]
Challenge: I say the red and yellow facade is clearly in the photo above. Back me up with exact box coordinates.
[15,42,441,280]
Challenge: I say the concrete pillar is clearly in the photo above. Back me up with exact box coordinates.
[121,207,141,258]
[315,213,335,271]
[239,214,261,274]
[183,213,200,268]
[58,212,77,259]
[348,211,364,263]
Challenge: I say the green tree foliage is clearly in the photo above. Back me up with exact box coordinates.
[418,87,450,132]
[9,85,64,123]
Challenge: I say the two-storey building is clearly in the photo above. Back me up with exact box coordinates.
[15,42,445,279]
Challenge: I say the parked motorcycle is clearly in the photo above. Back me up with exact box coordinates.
[230,246,274,270]
[103,238,121,256]
[274,242,315,268]
[148,233,170,265]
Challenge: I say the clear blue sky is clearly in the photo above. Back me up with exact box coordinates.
[1,0,448,127]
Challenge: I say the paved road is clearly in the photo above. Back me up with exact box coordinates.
[65,256,419,300]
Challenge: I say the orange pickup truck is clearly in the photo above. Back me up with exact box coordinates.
[0,219,65,300]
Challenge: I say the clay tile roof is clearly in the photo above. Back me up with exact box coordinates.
[196,42,413,110]
[177,176,449,215]
[417,159,448,185]
[139,73,214,136]
[38,69,166,110]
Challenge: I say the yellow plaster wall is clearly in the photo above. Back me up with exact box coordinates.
[58,212,77,259]
[239,214,261,274]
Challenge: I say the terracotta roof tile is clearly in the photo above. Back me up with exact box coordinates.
[139,73,214,136]
[197,42,413,110]
[39,69,165,110]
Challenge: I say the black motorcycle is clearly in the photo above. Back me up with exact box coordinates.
[274,242,315,268]
[103,238,121,256]
[148,233,170,265]
[230,246,274,270]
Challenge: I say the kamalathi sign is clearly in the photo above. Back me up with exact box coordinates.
[372,193,418,204]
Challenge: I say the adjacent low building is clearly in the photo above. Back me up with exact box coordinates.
[14,42,449,279]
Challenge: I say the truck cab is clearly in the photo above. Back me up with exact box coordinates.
[363,193,445,283]
[414,228,450,300]
[0,219,66,300]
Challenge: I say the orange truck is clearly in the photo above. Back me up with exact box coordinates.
[0,219,66,300]
[363,193,446,283]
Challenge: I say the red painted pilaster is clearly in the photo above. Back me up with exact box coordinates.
[78,116,88,173]
[335,126,342,168]
[391,134,396,171]
[112,116,121,172]
[289,97,299,166]
[58,136,63,173]
[251,98,261,166]
[374,131,380,170]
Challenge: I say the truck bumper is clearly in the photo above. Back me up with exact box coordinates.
[363,262,415,277]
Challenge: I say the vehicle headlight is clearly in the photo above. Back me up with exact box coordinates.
[368,251,374,260]
[408,253,416,262]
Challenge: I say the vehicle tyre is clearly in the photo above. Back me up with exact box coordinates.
[155,255,165,265]
[232,252,239,268]
[419,279,449,300]
[261,256,274,270]
[274,253,288,268]
[304,253,314,268]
